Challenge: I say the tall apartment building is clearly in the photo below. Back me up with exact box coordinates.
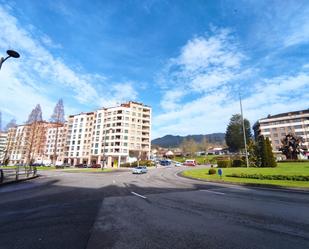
[63,101,151,167]
[4,101,152,167]
[0,132,8,163]
[254,109,309,152]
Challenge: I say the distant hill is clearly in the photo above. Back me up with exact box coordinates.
[152,133,225,148]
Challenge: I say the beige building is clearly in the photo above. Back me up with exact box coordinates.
[6,122,63,165]
[4,101,152,167]
[0,132,8,163]
[63,101,151,167]
[254,109,309,152]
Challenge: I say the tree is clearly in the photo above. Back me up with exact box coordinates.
[265,137,277,167]
[26,104,42,124]
[180,138,198,157]
[25,104,44,166]
[199,136,210,152]
[50,99,65,165]
[247,139,259,167]
[4,118,17,131]
[256,135,277,167]
[279,133,305,160]
[225,114,252,152]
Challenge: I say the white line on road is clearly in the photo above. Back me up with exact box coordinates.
[200,189,226,195]
[131,191,147,199]
[113,180,116,184]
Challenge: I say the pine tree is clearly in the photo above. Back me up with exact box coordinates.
[265,137,277,167]
[225,114,252,152]
[50,99,65,165]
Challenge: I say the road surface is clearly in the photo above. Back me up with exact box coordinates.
[0,166,308,249]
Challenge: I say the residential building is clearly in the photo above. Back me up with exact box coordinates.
[4,101,152,167]
[0,132,8,163]
[63,101,151,167]
[6,122,64,165]
[254,109,309,152]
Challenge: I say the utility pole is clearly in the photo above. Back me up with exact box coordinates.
[239,94,249,168]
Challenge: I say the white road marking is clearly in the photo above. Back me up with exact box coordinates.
[131,191,147,199]
[200,189,226,195]
[113,180,116,184]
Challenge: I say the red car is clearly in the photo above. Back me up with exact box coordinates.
[183,160,196,166]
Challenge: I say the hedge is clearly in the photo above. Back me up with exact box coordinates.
[217,160,231,168]
[226,173,309,181]
[120,160,154,168]
[278,160,309,163]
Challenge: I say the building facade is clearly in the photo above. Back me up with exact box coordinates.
[63,101,151,167]
[254,109,309,152]
[4,101,152,167]
[0,132,8,163]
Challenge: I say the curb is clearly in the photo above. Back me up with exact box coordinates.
[0,175,39,187]
[177,171,309,193]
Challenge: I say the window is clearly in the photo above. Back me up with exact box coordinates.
[273,133,278,137]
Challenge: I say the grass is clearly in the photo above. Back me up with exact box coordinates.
[181,162,309,189]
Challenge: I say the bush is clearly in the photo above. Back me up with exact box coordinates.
[226,173,309,181]
[208,168,216,175]
[279,160,309,163]
[120,160,154,168]
[232,159,244,167]
[217,160,231,168]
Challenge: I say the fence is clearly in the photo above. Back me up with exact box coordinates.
[0,166,37,185]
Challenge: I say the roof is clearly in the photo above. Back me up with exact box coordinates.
[260,109,309,120]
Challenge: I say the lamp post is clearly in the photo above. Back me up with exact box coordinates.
[239,93,249,168]
[102,128,112,170]
[0,50,20,70]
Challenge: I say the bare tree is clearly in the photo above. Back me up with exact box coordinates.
[4,118,17,131]
[50,99,65,165]
[25,104,43,166]
[180,138,198,157]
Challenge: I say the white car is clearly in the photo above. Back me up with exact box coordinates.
[175,162,182,167]
[132,166,148,174]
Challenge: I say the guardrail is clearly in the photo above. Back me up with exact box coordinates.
[0,166,37,185]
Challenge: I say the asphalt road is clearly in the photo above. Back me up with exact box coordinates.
[0,166,308,249]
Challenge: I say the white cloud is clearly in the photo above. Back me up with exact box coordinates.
[152,27,309,139]
[158,29,245,111]
[0,6,138,125]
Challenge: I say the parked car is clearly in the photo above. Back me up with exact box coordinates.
[75,164,87,168]
[132,166,148,174]
[183,159,196,166]
[160,160,171,166]
[91,164,101,168]
[175,162,183,167]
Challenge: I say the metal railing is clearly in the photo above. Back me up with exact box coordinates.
[0,166,37,184]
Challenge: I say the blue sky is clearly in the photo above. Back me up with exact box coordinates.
[0,0,309,138]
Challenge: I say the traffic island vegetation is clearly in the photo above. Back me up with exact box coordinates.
[181,162,309,188]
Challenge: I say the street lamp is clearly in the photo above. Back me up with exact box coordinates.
[101,128,113,170]
[239,93,249,168]
[0,50,20,70]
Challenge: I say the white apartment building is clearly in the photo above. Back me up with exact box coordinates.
[0,132,8,163]
[63,101,151,167]
[254,109,309,152]
[43,125,67,165]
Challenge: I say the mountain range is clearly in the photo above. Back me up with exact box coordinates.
[151,133,225,148]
